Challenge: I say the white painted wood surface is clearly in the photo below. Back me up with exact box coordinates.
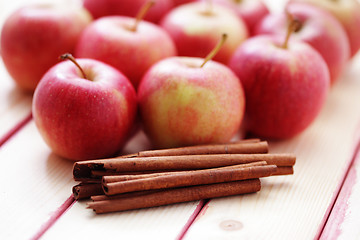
[42,196,201,240]
[183,54,360,240]
[0,122,74,239]
[1,0,360,239]
[0,59,32,141]
[321,140,360,239]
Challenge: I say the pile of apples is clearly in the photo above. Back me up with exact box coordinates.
[1,0,359,161]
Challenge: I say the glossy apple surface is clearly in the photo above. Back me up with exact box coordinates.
[75,16,177,88]
[173,0,195,6]
[229,36,330,139]
[138,57,245,148]
[33,59,137,161]
[160,2,248,64]
[291,0,360,57]
[210,0,269,35]
[83,0,173,23]
[254,2,350,84]
[0,3,92,91]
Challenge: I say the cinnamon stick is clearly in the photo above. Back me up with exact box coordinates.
[103,164,276,195]
[91,190,161,201]
[73,153,295,180]
[131,141,268,157]
[102,161,268,184]
[72,183,104,200]
[272,166,294,176]
[119,138,262,158]
[88,179,261,213]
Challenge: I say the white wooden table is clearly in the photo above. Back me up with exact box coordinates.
[1,0,360,239]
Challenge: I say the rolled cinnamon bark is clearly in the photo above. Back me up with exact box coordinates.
[91,190,161,201]
[132,141,268,157]
[73,153,295,180]
[102,161,268,184]
[72,183,104,200]
[88,179,261,213]
[272,166,294,176]
[103,165,276,195]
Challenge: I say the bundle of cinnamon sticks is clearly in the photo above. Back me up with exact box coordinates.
[72,139,296,214]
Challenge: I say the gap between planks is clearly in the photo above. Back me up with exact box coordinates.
[176,200,208,240]
[317,126,360,239]
[30,195,76,240]
[0,112,32,148]
[30,195,208,239]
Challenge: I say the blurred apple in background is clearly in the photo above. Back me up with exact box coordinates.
[291,0,360,58]
[254,2,350,84]
[83,0,173,23]
[209,0,270,35]
[173,0,196,6]
[160,2,248,64]
[76,2,177,88]
[33,55,137,161]
[229,31,330,139]
[0,3,92,92]
[138,34,245,148]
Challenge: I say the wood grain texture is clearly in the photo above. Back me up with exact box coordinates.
[41,199,202,240]
[182,53,360,240]
[320,141,360,239]
[0,59,32,142]
[40,129,203,239]
[0,122,74,239]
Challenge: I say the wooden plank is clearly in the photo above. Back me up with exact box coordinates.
[182,54,360,239]
[320,142,360,239]
[41,199,201,240]
[0,121,202,239]
[0,74,32,143]
[0,122,75,239]
[39,130,203,240]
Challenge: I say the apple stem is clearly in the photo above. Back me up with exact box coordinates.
[130,0,155,31]
[59,53,88,80]
[200,33,227,68]
[282,13,301,49]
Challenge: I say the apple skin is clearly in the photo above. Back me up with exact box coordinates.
[254,2,350,84]
[138,57,245,149]
[32,59,137,161]
[173,0,196,6]
[0,4,92,91]
[290,0,360,57]
[75,16,177,88]
[209,0,270,35]
[228,36,330,139]
[160,2,248,65]
[83,0,173,23]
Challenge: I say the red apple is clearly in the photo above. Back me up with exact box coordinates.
[228,35,330,139]
[0,3,92,91]
[254,2,350,84]
[75,16,177,88]
[32,56,137,161]
[173,0,196,6]
[291,0,360,57]
[138,56,245,148]
[209,0,270,35]
[83,0,173,23]
[160,2,248,64]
